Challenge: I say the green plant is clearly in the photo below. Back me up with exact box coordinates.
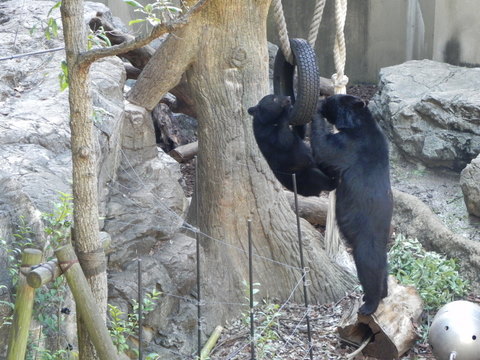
[240,280,281,359]
[123,0,183,26]
[87,26,112,50]
[388,234,470,311]
[42,192,73,249]
[108,288,161,355]
[58,61,69,92]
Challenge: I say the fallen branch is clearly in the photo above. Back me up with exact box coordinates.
[285,191,328,226]
[169,141,198,162]
[201,325,223,360]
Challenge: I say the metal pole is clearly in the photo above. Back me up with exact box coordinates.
[137,258,143,360]
[292,174,314,360]
[248,219,256,360]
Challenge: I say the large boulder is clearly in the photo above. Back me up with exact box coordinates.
[371,60,480,171]
[460,155,480,217]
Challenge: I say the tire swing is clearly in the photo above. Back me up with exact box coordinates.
[273,38,320,126]
[271,0,327,125]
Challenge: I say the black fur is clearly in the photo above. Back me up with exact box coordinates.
[248,94,335,196]
[311,94,393,315]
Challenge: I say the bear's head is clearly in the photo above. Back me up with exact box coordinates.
[248,94,292,124]
[318,94,368,130]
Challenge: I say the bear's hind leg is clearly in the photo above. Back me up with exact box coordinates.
[353,238,387,315]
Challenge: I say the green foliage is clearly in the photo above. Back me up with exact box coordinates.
[58,61,69,92]
[87,26,112,50]
[0,194,73,357]
[123,0,183,27]
[388,234,470,311]
[44,1,62,40]
[240,281,281,359]
[254,301,281,359]
[108,288,161,355]
[42,192,73,248]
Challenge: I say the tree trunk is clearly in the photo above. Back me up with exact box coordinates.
[61,1,107,359]
[128,0,355,329]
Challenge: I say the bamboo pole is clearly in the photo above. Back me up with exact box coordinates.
[27,234,111,289]
[27,259,61,288]
[55,244,119,360]
[200,325,223,360]
[6,248,43,360]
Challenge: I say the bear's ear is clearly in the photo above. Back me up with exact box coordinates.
[248,106,257,115]
[353,98,368,109]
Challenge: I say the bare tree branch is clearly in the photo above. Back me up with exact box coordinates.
[78,0,208,66]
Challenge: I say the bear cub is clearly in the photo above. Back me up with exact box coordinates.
[248,94,335,196]
[310,94,393,315]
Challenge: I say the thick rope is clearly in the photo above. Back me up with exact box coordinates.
[271,0,293,64]
[326,0,348,257]
[307,0,326,48]
[332,0,349,94]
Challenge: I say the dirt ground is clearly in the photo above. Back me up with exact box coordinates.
[176,84,479,359]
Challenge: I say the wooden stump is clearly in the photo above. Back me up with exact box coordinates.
[337,276,423,359]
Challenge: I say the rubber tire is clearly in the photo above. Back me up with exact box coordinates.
[273,38,321,126]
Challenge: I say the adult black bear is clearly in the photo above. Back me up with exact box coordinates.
[311,94,393,315]
[248,94,335,197]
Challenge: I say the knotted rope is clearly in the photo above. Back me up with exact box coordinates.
[332,0,348,94]
[272,0,327,63]
[326,0,348,257]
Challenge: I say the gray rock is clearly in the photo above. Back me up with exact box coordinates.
[460,155,480,217]
[371,60,480,171]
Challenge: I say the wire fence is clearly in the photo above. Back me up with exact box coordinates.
[103,148,318,359]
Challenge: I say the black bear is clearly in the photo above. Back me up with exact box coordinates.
[248,94,336,196]
[310,94,393,315]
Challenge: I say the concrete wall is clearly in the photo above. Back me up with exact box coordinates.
[267,0,480,83]
[432,0,480,66]
[98,0,480,83]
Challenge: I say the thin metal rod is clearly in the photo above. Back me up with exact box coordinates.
[292,174,314,360]
[0,47,65,61]
[195,156,202,359]
[247,219,256,360]
[137,258,143,360]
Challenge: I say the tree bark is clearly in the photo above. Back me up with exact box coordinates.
[128,0,355,329]
[61,1,107,359]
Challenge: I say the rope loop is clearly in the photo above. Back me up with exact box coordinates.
[331,73,349,94]
[271,0,293,64]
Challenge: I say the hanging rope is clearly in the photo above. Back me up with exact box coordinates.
[272,0,327,63]
[325,0,348,257]
[272,0,293,64]
[332,0,348,94]
[307,0,326,48]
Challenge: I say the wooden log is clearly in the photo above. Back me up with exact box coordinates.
[201,325,223,360]
[28,232,112,288]
[320,76,335,96]
[169,141,198,162]
[27,259,61,289]
[337,276,423,359]
[285,191,328,226]
[6,248,43,360]
[55,244,119,360]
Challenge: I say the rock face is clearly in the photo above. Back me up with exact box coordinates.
[371,60,480,171]
[460,155,480,217]
[0,0,195,357]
